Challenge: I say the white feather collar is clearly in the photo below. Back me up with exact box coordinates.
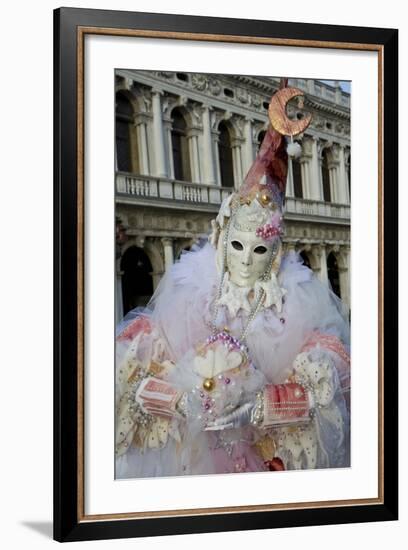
[216,272,286,317]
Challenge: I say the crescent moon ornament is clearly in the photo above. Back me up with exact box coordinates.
[268,87,312,136]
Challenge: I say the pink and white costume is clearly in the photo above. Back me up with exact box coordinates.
[115,85,350,479]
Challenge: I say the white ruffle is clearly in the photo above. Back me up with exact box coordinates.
[217,272,252,315]
[255,272,287,312]
[274,349,349,470]
[115,241,350,478]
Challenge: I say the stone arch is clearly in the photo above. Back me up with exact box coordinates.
[256,129,267,152]
[115,81,152,116]
[320,142,342,203]
[320,143,333,202]
[253,121,268,151]
[120,237,165,295]
[227,116,245,141]
[144,239,165,291]
[299,249,312,269]
[115,91,135,172]
[335,247,350,310]
[174,238,196,261]
[121,236,163,275]
[326,250,341,298]
[172,103,197,129]
[345,148,351,198]
[217,119,235,188]
[334,247,348,271]
[298,245,320,273]
[143,239,164,271]
[170,106,192,182]
[115,87,136,110]
[120,245,153,313]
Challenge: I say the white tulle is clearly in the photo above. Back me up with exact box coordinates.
[115,241,350,479]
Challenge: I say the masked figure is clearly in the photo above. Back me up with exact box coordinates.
[115,86,350,478]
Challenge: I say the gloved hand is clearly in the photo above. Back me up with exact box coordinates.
[135,376,184,419]
[135,376,201,422]
[205,400,259,430]
[204,381,314,431]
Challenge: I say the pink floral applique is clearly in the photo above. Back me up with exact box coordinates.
[117,316,152,342]
[301,331,350,365]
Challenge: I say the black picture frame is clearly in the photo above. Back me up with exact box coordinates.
[54,7,398,542]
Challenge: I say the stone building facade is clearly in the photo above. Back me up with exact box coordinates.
[115,70,351,323]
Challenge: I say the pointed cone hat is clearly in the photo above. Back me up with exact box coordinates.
[211,81,312,264]
[237,83,312,214]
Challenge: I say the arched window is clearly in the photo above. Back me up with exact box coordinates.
[257,130,266,152]
[292,156,303,198]
[120,246,153,314]
[218,122,234,188]
[115,93,133,172]
[321,148,332,202]
[300,250,311,269]
[171,108,191,182]
[327,252,341,298]
[347,152,351,198]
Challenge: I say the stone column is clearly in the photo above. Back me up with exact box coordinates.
[339,247,351,310]
[152,89,167,177]
[151,271,164,291]
[307,79,316,95]
[329,166,338,203]
[287,158,295,197]
[338,145,349,204]
[311,137,323,200]
[335,82,343,105]
[345,150,351,202]
[202,105,216,185]
[115,259,124,325]
[300,159,310,199]
[243,117,254,176]
[163,119,174,179]
[339,266,350,310]
[162,238,174,270]
[232,139,243,190]
[187,131,201,183]
[213,135,222,186]
[135,115,150,175]
[284,242,297,254]
[317,244,329,286]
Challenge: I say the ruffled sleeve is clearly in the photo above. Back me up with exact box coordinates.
[270,332,350,469]
[115,315,181,458]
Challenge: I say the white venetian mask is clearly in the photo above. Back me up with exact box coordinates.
[226,224,274,288]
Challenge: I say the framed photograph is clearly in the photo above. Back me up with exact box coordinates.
[54,7,398,542]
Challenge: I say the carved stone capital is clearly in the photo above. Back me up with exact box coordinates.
[135,235,146,248]
[161,237,173,247]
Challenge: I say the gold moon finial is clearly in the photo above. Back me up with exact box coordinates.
[268,87,312,136]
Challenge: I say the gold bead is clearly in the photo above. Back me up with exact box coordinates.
[203,378,215,391]
[260,192,271,206]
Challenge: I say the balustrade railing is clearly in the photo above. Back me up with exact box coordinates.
[116,173,350,220]
[284,197,350,219]
[116,173,231,206]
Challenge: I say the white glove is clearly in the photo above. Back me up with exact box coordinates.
[205,401,256,430]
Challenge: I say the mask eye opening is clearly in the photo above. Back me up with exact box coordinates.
[254,245,268,255]
[231,240,244,251]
